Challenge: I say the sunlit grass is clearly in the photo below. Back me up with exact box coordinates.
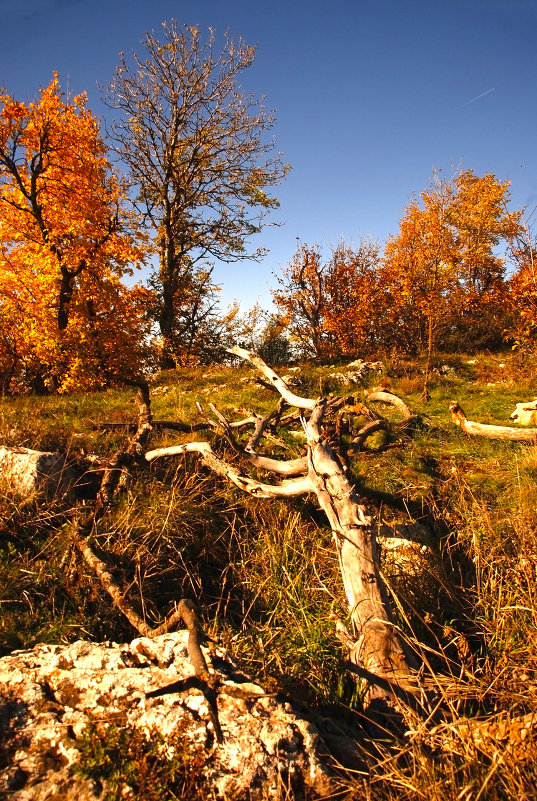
[2,350,537,797]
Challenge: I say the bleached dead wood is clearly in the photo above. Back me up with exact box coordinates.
[230,345,317,410]
[148,348,417,704]
[71,527,186,637]
[348,419,389,450]
[146,441,312,497]
[449,401,537,443]
[367,390,418,432]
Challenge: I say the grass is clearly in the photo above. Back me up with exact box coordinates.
[2,350,537,798]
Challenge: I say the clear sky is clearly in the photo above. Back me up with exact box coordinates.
[1,0,536,311]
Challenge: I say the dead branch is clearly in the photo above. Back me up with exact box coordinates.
[367,390,417,422]
[96,379,153,508]
[96,415,263,435]
[96,420,210,433]
[348,419,389,451]
[146,441,312,498]
[203,402,308,477]
[449,401,537,443]
[246,399,287,451]
[149,351,419,705]
[229,346,317,410]
[71,525,185,637]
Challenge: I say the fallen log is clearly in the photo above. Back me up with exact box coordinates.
[449,401,537,444]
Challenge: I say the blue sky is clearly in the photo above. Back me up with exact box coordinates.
[1,0,536,311]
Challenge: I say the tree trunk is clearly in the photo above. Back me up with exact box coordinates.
[158,255,177,370]
[58,266,74,331]
[304,405,412,698]
[422,315,434,402]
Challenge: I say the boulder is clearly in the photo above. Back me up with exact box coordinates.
[510,399,537,426]
[0,447,97,502]
[0,632,343,800]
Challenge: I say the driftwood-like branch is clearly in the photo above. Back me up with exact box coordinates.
[96,380,153,508]
[229,346,317,410]
[246,400,287,451]
[146,441,312,498]
[367,390,415,421]
[202,402,308,477]
[71,526,185,637]
[449,401,537,443]
[348,419,389,451]
[145,351,419,705]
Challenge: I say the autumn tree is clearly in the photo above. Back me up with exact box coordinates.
[382,176,459,398]
[382,170,521,398]
[0,76,149,393]
[446,170,521,350]
[322,239,382,356]
[272,240,381,360]
[227,301,291,364]
[104,21,289,368]
[506,223,537,353]
[147,265,226,366]
[272,244,331,359]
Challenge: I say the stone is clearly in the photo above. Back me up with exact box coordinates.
[511,399,537,426]
[0,446,99,503]
[0,632,343,800]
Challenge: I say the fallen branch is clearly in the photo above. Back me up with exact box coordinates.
[203,402,308,477]
[71,525,185,638]
[96,379,153,508]
[150,351,418,705]
[146,441,312,498]
[229,346,317,410]
[348,419,389,451]
[449,401,537,443]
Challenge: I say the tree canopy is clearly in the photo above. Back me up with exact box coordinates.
[104,22,290,367]
[0,76,151,393]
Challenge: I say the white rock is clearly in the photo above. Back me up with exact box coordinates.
[0,632,340,799]
[511,399,537,426]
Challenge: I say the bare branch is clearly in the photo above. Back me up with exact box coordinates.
[145,441,312,498]
[449,401,537,443]
[366,390,414,420]
[229,346,316,410]
[204,402,308,477]
[348,419,389,451]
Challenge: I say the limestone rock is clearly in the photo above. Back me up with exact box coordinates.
[0,446,97,502]
[511,399,537,426]
[0,632,341,799]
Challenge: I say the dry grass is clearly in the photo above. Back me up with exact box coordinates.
[2,352,537,797]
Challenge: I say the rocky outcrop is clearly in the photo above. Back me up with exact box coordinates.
[0,632,342,800]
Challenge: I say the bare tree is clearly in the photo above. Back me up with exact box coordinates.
[104,22,290,367]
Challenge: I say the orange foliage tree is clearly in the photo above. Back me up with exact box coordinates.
[322,239,382,356]
[507,225,537,353]
[272,244,329,359]
[382,170,521,397]
[0,76,151,393]
[272,240,381,360]
[447,170,522,349]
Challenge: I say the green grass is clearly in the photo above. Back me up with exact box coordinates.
[2,350,537,798]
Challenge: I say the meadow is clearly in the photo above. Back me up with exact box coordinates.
[2,351,537,800]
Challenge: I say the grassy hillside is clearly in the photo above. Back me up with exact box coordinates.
[2,352,537,799]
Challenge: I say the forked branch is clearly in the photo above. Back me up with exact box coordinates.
[147,350,418,704]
